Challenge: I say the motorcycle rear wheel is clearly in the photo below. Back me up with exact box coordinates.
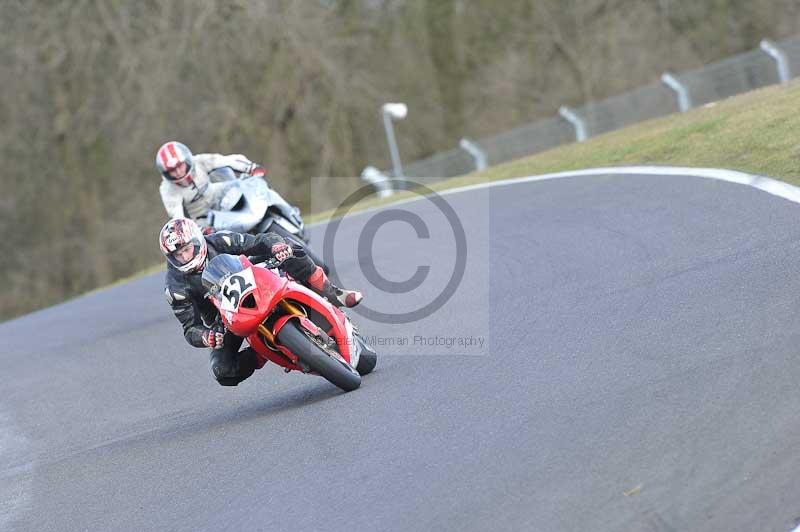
[276,321,361,392]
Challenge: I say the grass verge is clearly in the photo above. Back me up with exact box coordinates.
[310,79,800,223]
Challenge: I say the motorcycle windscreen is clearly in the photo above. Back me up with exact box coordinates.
[201,254,245,295]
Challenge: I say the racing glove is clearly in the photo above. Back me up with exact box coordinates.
[271,242,293,265]
[202,328,225,349]
[248,164,267,178]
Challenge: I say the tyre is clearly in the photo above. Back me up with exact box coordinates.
[276,321,361,392]
[355,338,377,376]
[267,223,330,275]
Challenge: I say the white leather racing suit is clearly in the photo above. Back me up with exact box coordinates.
[159,153,259,223]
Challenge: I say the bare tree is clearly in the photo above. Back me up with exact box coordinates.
[3,0,800,320]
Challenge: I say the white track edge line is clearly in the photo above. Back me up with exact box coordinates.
[310,166,800,226]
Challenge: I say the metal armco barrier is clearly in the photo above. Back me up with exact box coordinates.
[366,35,800,181]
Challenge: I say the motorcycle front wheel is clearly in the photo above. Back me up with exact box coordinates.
[276,321,361,392]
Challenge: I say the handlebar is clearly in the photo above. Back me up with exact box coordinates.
[249,255,281,269]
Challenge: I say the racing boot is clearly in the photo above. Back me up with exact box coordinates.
[306,266,363,308]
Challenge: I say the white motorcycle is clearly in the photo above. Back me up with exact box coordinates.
[206,168,328,273]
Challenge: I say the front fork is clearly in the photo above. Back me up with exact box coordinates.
[258,298,358,371]
[258,299,319,372]
[256,299,306,346]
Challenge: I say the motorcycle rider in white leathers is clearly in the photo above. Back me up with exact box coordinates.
[156,141,267,228]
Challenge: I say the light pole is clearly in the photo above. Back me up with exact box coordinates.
[382,102,407,177]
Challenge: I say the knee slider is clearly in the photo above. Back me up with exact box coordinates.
[211,350,256,386]
[210,352,238,381]
[216,377,241,387]
[212,360,238,380]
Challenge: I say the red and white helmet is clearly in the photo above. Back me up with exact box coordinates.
[156,141,194,187]
[159,218,208,273]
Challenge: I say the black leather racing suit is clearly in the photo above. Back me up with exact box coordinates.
[164,231,317,386]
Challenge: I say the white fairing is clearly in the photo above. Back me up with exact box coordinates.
[219,186,244,211]
[263,188,306,232]
[209,178,269,233]
[208,176,305,236]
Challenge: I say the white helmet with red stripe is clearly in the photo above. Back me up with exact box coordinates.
[159,218,208,273]
[156,141,194,187]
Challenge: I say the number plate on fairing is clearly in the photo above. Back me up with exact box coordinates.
[219,267,257,312]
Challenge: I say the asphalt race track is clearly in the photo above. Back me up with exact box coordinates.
[4,172,800,532]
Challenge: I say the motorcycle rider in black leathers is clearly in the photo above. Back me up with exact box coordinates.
[159,217,362,386]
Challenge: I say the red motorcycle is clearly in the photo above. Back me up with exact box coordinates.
[201,254,377,392]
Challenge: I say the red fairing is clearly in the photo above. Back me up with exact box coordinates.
[208,255,288,337]
[267,285,353,365]
[211,255,354,371]
[212,257,286,337]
